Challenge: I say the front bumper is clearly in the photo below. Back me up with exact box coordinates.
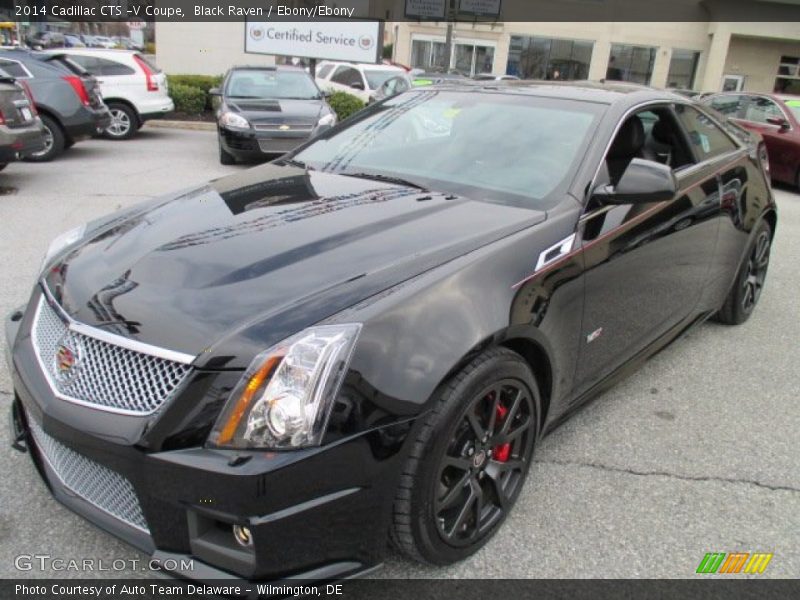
[4,301,403,585]
[218,125,327,161]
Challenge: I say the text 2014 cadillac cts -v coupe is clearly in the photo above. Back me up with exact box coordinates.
[5,83,776,582]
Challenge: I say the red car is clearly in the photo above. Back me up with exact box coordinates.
[704,92,800,188]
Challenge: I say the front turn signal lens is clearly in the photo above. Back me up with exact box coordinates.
[208,324,361,450]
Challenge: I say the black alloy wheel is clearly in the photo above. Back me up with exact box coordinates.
[741,229,770,314]
[715,219,772,325]
[434,378,535,547]
[391,347,540,565]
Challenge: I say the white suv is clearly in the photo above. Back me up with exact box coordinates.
[315,61,407,103]
[44,49,173,139]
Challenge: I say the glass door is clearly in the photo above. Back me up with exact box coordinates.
[452,43,495,77]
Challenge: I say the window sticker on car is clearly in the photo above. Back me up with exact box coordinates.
[699,133,711,154]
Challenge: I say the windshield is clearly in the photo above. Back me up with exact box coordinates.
[363,69,403,90]
[226,69,320,100]
[293,90,603,207]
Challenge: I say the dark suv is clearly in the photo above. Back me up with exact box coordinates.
[0,49,110,161]
[0,68,46,170]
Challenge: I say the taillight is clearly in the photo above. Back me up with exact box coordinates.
[19,80,38,115]
[0,109,5,125]
[133,55,158,91]
[63,75,90,106]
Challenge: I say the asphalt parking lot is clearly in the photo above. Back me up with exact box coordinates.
[0,127,797,580]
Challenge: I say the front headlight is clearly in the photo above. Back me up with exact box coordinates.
[208,323,361,449]
[317,112,336,127]
[40,224,86,273]
[219,111,250,129]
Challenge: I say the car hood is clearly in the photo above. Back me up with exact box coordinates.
[44,164,545,368]
[225,98,326,125]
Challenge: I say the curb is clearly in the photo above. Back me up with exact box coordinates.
[145,120,216,131]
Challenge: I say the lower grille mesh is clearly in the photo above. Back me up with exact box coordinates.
[28,420,148,532]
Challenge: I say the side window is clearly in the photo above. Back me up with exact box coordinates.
[708,95,743,116]
[743,97,784,124]
[95,58,136,76]
[382,77,400,95]
[0,59,30,78]
[674,105,738,160]
[331,66,363,88]
[316,64,334,79]
[67,55,100,74]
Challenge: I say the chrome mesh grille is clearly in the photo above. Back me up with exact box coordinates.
[28,419,148,532]
[31,297,192,415]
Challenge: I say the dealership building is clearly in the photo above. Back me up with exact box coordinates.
[390,20,800,93]
[157,7,800,94]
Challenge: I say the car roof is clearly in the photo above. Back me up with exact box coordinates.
[44,48,137,56]
[410,79,690,106]
[318,60,403,70]
[229,65,307,72]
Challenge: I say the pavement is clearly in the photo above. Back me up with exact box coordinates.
[0,126,797,580]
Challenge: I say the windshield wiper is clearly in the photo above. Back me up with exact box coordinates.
[340,172,428,191]
[280,158,314,170]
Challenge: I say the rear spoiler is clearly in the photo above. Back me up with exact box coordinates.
[33,52,91,77]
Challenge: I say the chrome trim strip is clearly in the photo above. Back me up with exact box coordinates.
[39,283,195,365]
[535,234,576,272]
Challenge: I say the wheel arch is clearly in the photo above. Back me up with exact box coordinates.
[103,97,142,126]
[762,208,777,240]
[499,337,553,432]
[431,329,555,435]
[33,106,64,132]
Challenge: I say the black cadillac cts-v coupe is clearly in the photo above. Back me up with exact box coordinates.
[5,82,775,582]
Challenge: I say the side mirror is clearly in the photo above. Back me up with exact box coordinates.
[349,81,365,91]
[592,158,677,205]
[321,89,332,99]
[766,115,790,130]
[208,87,221,96]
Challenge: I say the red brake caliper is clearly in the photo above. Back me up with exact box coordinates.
[493,403,511,463]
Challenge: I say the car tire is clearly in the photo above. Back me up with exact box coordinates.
[219,138,236,165]
[104,103,138,140]
[390,347,540,565]
[715,219,772,325]
[25,114,65,162]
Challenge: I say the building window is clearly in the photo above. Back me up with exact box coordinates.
[607,44,656,85]
[411,39,447,71]
[411,39,495,76]
[506,36,593,80]
[775,55,800,94]
[667,49,700,90]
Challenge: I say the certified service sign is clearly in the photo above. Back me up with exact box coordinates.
[245,21,383,64]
